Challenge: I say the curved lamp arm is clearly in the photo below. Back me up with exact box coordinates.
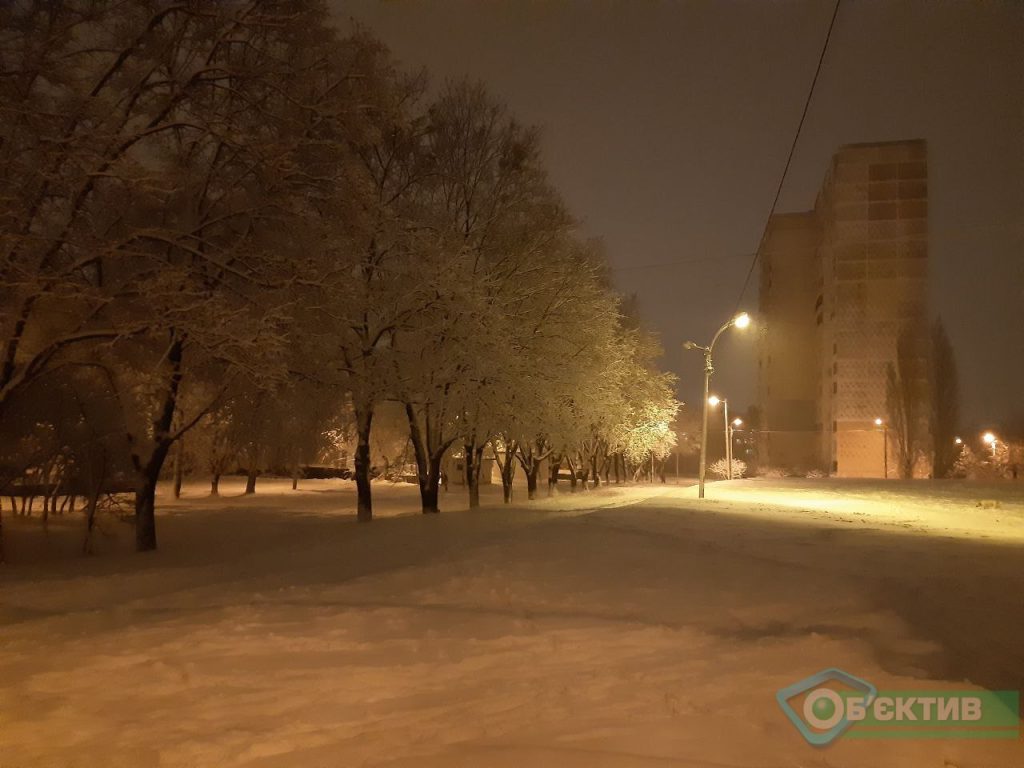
[709,312,750,354]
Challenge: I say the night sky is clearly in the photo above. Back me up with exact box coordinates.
[337,0,1023,429]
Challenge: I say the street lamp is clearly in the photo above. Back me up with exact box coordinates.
[708,395,733,479]
[983,431,997,457]
[684,312,751,498]
[874,418,888,479]
[731,418,743,477]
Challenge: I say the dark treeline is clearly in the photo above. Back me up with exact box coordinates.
[0,1,678,557]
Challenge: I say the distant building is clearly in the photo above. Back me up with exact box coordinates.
[757,139,931,477]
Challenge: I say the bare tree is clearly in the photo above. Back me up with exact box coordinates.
[930,317,960,478]
[885,324,932,478]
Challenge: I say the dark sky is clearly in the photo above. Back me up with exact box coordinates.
[336,0,1023,429]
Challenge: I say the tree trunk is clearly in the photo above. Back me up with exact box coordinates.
[172,439,184,499]
[133,336,184,552]
[291,464,300,491]
[493,438,516,505]
[210,473,220,496]
[244,467,257,495]
[421,452,443,514]
[403,402,433,514]
[526,464,539,500]
[465,441,477,508]
[548,453,561,495]
[567,455,578,492]
[354,404,374,522]
[591,455,601,487]
[82,485,102,556]
[134,461,162,552]
[499,444,516,504]
[465,440,483,509]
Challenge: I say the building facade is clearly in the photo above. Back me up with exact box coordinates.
[757,139,930,477]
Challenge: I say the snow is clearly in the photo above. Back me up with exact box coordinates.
[2,478,1022,766]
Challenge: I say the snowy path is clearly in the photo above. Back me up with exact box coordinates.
[1,481,1022,766]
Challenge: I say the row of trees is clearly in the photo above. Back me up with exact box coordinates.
[0,1,679,555]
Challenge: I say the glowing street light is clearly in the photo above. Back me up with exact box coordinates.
[708,395,734,479]
[954,437,963,445]
[684,311,751,498]
[875,418,888,479]
[730,418,743,475]
[983,432,998,457]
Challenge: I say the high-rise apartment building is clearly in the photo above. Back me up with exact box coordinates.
[757,139,930,477]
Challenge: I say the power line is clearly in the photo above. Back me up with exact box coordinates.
[610,251,754,273]
[613,205,1020,277]
[734,0,843,312]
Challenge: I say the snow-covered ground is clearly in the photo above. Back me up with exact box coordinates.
[1,478,1022,766]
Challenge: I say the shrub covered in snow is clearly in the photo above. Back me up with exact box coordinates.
[708,458,746,479]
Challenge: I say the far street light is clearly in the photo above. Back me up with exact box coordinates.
[684,311,751,498]
[731,418,743,475]
[954,437,963,445]
[875,418,888,479]
[708,395,733,479]
[983,431,997,457]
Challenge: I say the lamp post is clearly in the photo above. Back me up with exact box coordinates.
[983,432,997,458]
[874,418,888,479]
[708,395,730,479]
[732,418,743,478]
[684,312,750,498]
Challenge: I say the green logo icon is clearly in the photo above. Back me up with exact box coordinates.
[778,669,1020,745]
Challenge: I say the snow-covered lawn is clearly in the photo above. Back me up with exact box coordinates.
[1,479,1022,766]
[677,476,1024,542]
